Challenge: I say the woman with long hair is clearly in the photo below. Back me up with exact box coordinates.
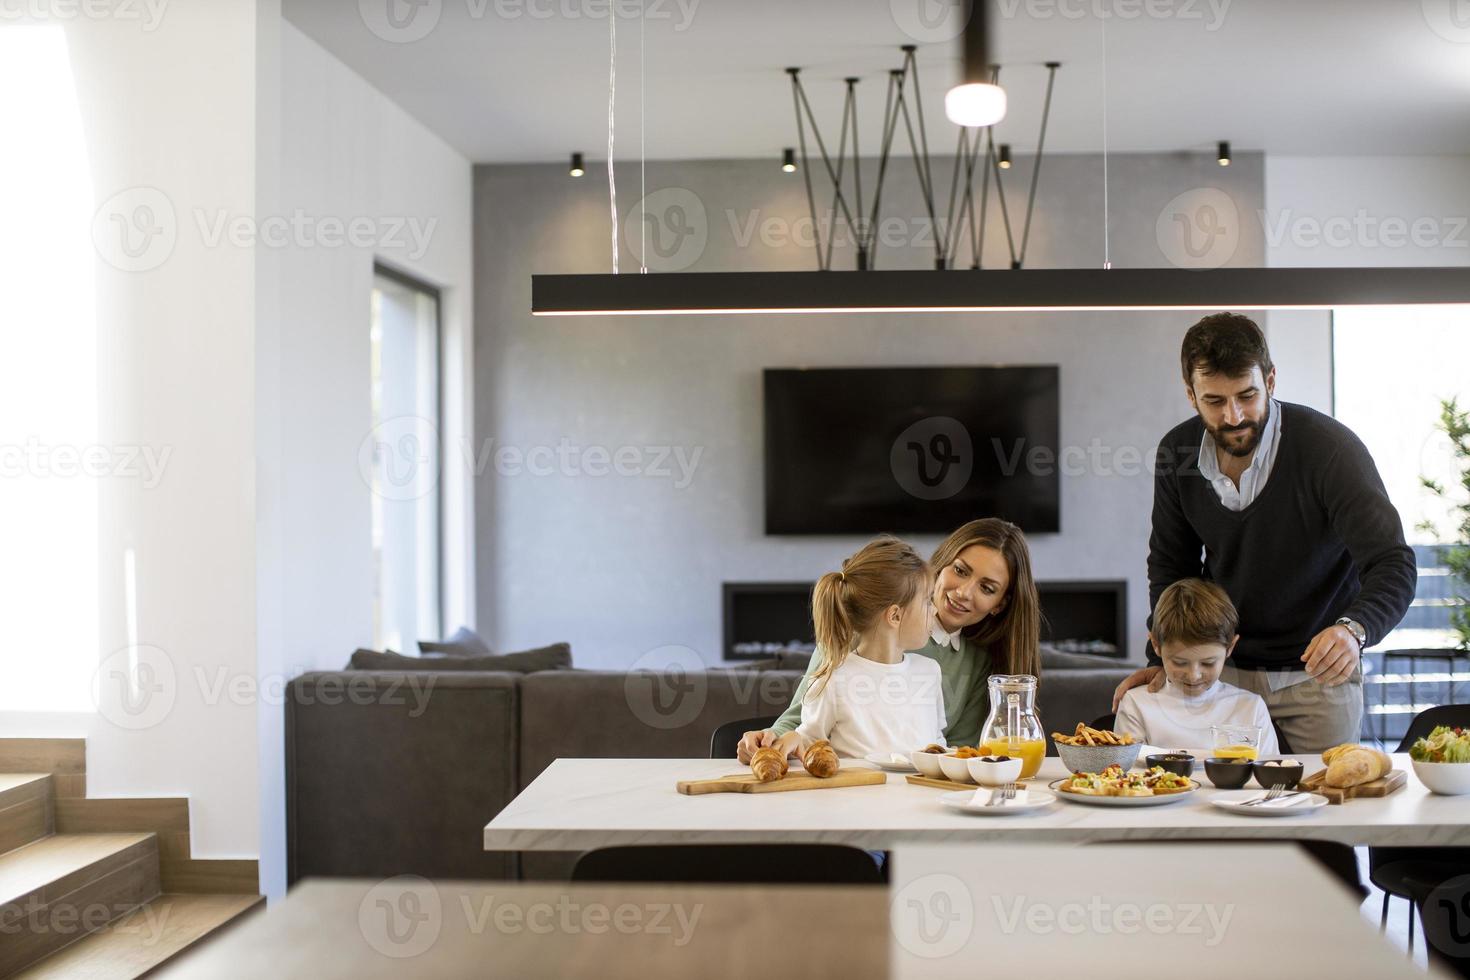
[737,518,1042,761]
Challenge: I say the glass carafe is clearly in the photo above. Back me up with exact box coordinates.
[977,674,1045,779]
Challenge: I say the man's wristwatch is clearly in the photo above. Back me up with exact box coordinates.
[1335,617,1367,650]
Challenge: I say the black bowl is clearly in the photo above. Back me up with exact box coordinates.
[1252,759,1303,789]
[1145,753,1196,778]
[1204,757,1254,789]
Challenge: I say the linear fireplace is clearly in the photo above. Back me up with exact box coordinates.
[723,579,1128,662]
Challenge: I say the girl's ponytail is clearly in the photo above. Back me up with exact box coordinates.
[808,537,929,698]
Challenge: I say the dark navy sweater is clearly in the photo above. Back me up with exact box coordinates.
[1147,402,1417,670]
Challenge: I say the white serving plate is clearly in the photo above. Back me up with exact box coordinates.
[864,752,918,773]
[1209,791,1330,817]
[940,788,1056,816]
[1047,778,1198,807]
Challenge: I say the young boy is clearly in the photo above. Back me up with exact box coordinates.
[1115,579,1279,754]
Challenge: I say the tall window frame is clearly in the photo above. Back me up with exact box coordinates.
[369,263,444,652]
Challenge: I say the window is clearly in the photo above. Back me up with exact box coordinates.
[369,266,442,652]
[1334,305,1470,744]
[1334,305,1470,651]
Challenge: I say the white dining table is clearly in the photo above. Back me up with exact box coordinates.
[484,752,1470,851]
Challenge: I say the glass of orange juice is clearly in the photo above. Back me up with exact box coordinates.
[981,737,1047,779]
[1212,725,1263,761]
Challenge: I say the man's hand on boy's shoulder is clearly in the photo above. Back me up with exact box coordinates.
[1302,624,1361,686]
[1110,666,1164,712]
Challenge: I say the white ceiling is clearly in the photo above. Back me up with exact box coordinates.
[283,0,1470,163]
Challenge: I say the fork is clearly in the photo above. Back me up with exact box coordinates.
[1240,784,1288,807]
[988,782,1018,807]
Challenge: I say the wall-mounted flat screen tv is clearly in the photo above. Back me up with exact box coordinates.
[764,366,1060,534]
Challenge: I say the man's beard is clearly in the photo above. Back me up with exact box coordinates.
[1207,401,1269,459]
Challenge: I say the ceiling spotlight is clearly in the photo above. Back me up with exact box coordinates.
[998,144,1012,169]
[782,148,797,173]
[1217,141,1231,167]
[569,152,585,177]
[945,1,1007,128]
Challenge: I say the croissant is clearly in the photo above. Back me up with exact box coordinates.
[802,739,840,778]
[1322,743,1392,788]
[750,746,788,782]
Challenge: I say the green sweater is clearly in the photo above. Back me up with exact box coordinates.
[768,636,994,748]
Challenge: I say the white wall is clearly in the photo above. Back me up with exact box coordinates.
[0,0,270,868]
[1262,155,1470,418]
[0,7,472,901]
[261,21,473,895]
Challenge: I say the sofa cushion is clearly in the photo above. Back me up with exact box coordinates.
[419,625,493,657]
[517,669,803,791]
[349,642,571,673]
[1040,645,1130,670]
[286,670,520,882]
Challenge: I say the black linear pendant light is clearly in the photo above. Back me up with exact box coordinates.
[531,268,1470,316]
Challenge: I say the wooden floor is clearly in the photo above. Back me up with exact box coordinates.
[13,894,265,979]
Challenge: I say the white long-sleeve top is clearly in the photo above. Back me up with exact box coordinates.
[1115,678,1279,755]
[793,651,947,759]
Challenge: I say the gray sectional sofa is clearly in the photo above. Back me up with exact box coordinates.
[284,650,1133,884]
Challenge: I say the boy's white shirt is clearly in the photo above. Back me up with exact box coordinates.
[794,651,947,759]
[1115,677,1279,755]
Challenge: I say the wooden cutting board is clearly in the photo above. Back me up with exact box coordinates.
[1298,767,1406,804]
[677,769,887,795]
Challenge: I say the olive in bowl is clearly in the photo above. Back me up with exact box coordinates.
[1252,759,1303,789]
[1144,753,1196,778]
[1203,757,1254,789]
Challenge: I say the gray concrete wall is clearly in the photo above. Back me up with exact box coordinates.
[473,151,1276,668]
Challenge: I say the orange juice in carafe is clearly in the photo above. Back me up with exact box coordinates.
[980,737,1046,779]
[977,674,1045,780]
[1214,744,1259,761]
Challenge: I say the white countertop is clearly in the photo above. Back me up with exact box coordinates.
[485,753,1470,851]
[889,842,1445,978]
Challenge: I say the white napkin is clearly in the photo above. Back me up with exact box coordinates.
[969,786,1030,807]
[1259,791,1311,808]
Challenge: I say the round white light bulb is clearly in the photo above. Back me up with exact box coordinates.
[944,82,1008,128]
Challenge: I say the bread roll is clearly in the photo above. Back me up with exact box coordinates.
[751,746,788,782]
[1322,743,1392,788]
[802,739,840,778]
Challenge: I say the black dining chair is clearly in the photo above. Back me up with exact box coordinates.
[1370,704,1470,953]
[571,844,885,885]
[709,715,780,759]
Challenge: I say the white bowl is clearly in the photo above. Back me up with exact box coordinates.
[1413,759,1470,796]
[938,754,976,784]
[909,749,945,778]
[967,755,1024,786]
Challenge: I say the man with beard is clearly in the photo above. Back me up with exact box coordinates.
[1111,313,1416,752]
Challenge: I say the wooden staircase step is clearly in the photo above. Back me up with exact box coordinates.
[0,741,85,798]
[13,893,265,979]
[0,833,155,907]
[0,775,52,855]
[0,833,162,975]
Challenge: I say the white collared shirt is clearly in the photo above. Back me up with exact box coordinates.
[1198,398,1282,512]
[930,611,963,652]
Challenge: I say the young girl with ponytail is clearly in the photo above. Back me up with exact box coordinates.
[769,536,947,761]
[740,518,1043,762]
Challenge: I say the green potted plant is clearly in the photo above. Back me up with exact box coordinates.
[1420,397,1470,651]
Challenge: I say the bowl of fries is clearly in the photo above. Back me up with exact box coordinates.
[1052,723,1140,774]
